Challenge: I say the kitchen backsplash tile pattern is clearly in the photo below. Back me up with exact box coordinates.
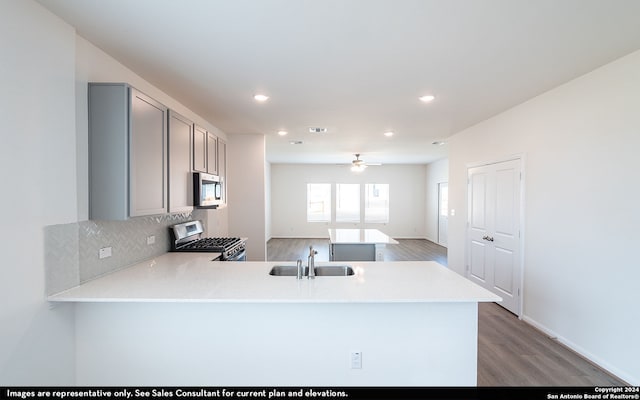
[45,209,207,295]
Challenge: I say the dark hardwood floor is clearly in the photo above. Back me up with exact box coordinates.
[266,238,627,386]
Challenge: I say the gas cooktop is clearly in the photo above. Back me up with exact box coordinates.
[169,221,246,261]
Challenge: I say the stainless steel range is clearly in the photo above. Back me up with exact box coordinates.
[170,220,246,261]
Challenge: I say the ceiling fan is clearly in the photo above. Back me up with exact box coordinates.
[350,154,381,172]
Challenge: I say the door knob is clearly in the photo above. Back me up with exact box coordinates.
[483,235,494,242]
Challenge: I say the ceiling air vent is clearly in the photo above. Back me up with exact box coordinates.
[308,127,328,134]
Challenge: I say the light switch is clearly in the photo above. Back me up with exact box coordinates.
[350,351,362,369]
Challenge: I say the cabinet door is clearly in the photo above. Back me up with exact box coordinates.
[129,89,168,217]
[206,132,218,175]
[217,138,226,204]
[168,111,194,213]
[193,125,207,172]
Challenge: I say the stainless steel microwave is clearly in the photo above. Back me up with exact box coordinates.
[193,172,222,208]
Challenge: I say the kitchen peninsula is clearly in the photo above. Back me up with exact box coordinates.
[49,253,500,386]
[328,228,399,261]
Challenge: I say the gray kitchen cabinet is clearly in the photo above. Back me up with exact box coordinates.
[206,132,218,175]
[193,124,207,172]
[193,124,219,175]
[88,83,168,220]
[168,110,194,213]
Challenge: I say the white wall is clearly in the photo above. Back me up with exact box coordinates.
[448,50,640,384]
[270,164,427,239]
[265,162,272,240]
[228,134,267,260]
[424,158,449,244]
[0,0,76,384]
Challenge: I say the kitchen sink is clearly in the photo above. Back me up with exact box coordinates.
[269,265,302,276]
[314,266,355,276]
[268,265,354,277]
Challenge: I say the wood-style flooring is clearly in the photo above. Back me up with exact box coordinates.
[478,302,626,386]
[266,237,447,265]
[266,238,627,386]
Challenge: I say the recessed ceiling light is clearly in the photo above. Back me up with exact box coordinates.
[277,130,288,136]
[419,95,435,103]
[432,141,446,145]
[384,131,394,137]
[253,94,269,102]
[289,140,303,145]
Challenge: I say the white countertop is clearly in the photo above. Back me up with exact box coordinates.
[48,252,500,304]
[327,228,399,245]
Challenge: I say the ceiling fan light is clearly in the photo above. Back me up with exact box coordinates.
[351,164,366,172]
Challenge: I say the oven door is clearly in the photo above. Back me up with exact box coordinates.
[225,249,246,261]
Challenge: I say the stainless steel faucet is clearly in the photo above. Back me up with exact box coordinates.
[307,245,317,279]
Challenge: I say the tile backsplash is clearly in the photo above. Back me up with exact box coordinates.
[45,209,207,295]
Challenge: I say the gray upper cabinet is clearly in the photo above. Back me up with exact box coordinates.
[206,132,218,175]
[168,110,194,213]
[89,83,168,220]
[193,124,219,175]
[193,124,207,173]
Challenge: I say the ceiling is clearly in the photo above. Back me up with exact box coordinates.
[38,0,640,165]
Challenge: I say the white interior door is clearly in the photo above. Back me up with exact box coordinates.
[467,159,522,316]
[438,182,448,247]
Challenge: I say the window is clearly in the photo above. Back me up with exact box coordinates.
[336,184,360,222]
[365,184,389,223]
[307,184,331,222]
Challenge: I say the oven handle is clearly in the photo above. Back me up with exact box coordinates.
[226,249,246,261]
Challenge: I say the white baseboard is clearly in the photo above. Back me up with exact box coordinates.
[521,315,637,385]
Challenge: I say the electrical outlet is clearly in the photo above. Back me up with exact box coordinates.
[146,235,156,245]
[99,247,112,259]
[350,351,362,369]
